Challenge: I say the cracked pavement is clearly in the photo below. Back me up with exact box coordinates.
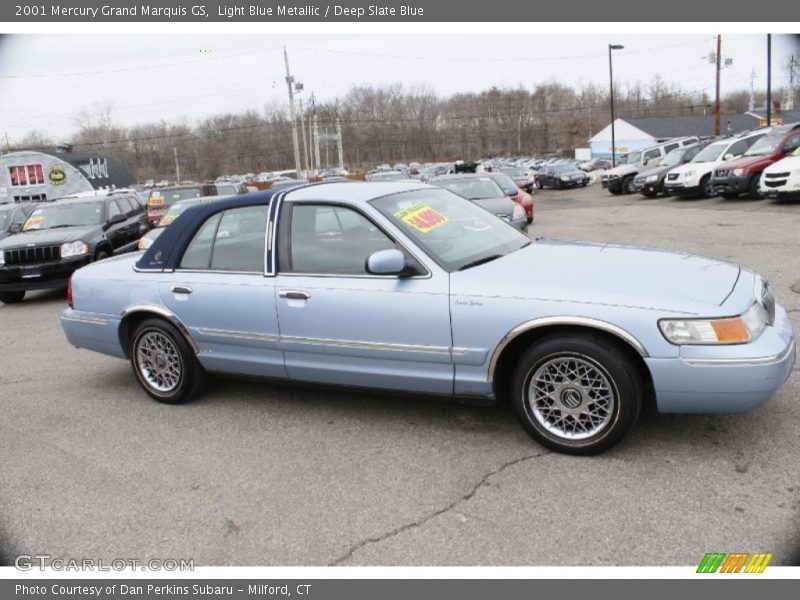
[0,185,798,566]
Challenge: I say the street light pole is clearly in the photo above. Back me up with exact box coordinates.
[608,44,624,168]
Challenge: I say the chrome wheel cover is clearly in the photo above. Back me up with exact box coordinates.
[527,354,616,440]
[135,331,182,393]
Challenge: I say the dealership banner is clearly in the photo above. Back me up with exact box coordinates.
[2,0,799,22]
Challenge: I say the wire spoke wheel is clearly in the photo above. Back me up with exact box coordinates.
[135,330,183,394]
[527,354,616,440]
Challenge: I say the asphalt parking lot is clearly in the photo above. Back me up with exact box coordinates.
[1,184,798,567]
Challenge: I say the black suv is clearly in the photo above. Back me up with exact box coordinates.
[0,190,148,304]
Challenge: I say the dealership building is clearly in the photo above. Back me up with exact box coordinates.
[0,145,135,203]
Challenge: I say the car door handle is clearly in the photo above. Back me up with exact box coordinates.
[279,290,310,300]
[171,285,193,295]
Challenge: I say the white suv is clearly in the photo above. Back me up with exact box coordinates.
[759,146,800,200]
[664,130,767,198]
[604,137,699,194]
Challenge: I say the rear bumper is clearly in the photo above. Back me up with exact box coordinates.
[646,305,795,413]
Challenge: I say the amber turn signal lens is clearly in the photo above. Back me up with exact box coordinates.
[710,318,750,343]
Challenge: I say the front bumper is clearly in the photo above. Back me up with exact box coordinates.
[713,173,749,196]
[646,304,796,413]
[633,179,662,194]
[0,255,92,292]
[663,182,701,196]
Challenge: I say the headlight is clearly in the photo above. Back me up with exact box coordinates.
[512,204,525,221]
[138,236,153,251]
[645,175,658,183]
[733,168,745,177]
[60,241,89,258]
[659,302,769,345]
[561,176,570,181]
[683,171,695,178]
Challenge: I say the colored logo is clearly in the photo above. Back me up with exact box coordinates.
[48,165,66,185]
[697,552,773,573]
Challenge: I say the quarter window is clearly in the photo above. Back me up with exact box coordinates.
[284,204,396,274]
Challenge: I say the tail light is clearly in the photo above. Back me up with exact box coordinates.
[67,275,73,308]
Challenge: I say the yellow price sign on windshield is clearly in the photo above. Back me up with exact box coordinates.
[394,203,448,233]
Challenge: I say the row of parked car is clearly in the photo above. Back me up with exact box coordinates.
[602,122,800,200]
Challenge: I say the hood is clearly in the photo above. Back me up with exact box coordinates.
[719,153,779,172]
[0,225,101,249]
[451,239,741,313]
[606,163,637,177]
[555,169,586,178]
[763,155,800,173]
[472,196,517,215]
[635,164,672,179]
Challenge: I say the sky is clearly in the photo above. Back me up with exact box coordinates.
[0,33,798,144]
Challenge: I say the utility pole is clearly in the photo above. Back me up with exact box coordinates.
[749,69,757,112]
[283,46,302,178]
[714,34,721,135]
[336,119,344,170]
[173,147,180,182]
[767,34,772,127]
[786,55,796,111]
[298,97,310,174]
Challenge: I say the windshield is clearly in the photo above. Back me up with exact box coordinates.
[626,151,642,164]
[552,165,575,174]
[792,146,800,157]
[436,177,504,200]
[22,202,104,231]
[370,188,530,272]
[370,171,406,181]
[500,168,526,178]
[660,148,685,167]
[692,142,727,163]
[158,200,202,227]
[148,188,203,207]
[215,184,240,195]
[489,173,517,194]
[744,135,781,157]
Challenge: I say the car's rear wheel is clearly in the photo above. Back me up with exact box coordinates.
[510,335,643,455]
[0,291,25,304]
[699,175,715,199]
[130,318,206,404]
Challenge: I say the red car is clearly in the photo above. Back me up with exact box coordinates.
[486,172,534,223]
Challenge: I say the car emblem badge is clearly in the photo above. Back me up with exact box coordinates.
[560,388,583,409]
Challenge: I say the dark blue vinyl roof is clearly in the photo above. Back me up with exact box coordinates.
[136,189,277,271]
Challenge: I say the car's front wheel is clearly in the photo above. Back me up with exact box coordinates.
[130,318,206,404]
[510,334,643,455]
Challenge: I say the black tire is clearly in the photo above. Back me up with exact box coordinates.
[510,334,643,455]
[554,179,562,190]
[0,291,25,304]
[748,175,763,199]
[130,318,206,404]
[536,179,543,190]
[95,249,110,261]
[622,176,636,194]
[699,175,715,199]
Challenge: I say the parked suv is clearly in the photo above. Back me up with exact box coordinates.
[663,130,768,198]
[0,189,148,303]
[146,183,217,227]
[759,146,800,200]
[711,123,800,199]
[604,137,700,194]
[633,142,709,197]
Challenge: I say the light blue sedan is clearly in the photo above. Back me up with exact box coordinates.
[60,182,795,454]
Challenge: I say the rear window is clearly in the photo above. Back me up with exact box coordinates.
[148,188,203,207]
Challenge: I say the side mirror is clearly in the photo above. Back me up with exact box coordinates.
[8,222,22,234]
[506,189,517,197]
[105,213,126,228]
[723,153,734,161]
[366,248,406,275]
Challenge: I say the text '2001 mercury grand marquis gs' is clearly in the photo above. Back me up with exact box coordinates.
[60,182,795,454]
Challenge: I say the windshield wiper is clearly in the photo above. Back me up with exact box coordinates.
[458,254,504,271]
